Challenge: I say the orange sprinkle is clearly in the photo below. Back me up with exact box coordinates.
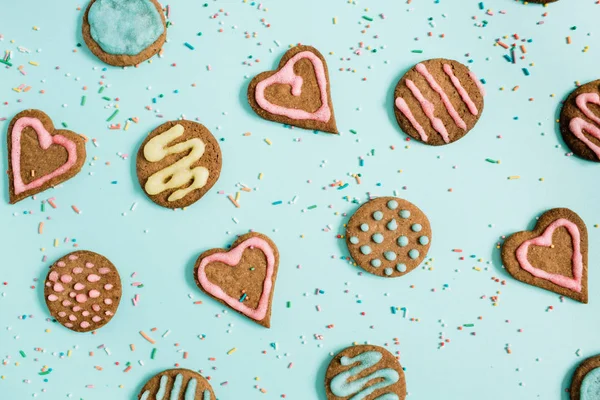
[139,331,156,344]
[228,195,240,208]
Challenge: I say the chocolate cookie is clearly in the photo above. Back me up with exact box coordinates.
[501,208,588,303]
[44,251,122,332]
[7,109,86,204]
[136,120,222,209]
[247,45,338,134]
[325,344,406,400]
[559,79,600,162]
[138,369,215,400]
[82,0,167,67]
[525,0,558,4]
[194,233,279,328]
[571,355,600,400]
[393,58,485,145]
[346,197,432,278]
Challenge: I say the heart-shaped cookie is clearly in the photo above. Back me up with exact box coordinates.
[501,208,588,303]
[194,232,279,328]
[7,110,86,204]
[325,344,407,400]
[570,354,600,400]
[247,45,338,134]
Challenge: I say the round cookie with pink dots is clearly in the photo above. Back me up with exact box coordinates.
[44,250,122,332]
[346,197,432,278]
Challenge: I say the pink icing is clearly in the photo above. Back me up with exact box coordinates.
[65,323,73,328]
[74,283,85,291]
[468,71,486,96]
[255,51,332,123]
[76,293,88,303]
[53,283,64,292]
[72,306,82,312]
[394,97,428,142]
[92,316,102,322]
[58,311,66,317]
[85,262,94,268]
[47,294,58,302]
[80,321,90,329]
[89,290,100,298]
[405,79,450,143]
[73,267,83,274]
[68,315,77,321]
[60,275,72,283]
[62,300,71,307]
[11,117,79,195]
[68,255,78,261]
[197,236,276,321]
[443,64,478,116]
[104,299,112,305]
[515,218,583,292]
[82,311,90,317]
[92,304,101,312]
[104,284,113,290]
[57,261,66,267]
[568,92,600,159]
[98,267,110,274]
[48,271,59,282]
[87,274,100,282]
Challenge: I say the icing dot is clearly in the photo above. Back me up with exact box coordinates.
[360,223,369,232]
[48,271,59,282]
[57,261,66,267]
[419,236,430,245]
[397,236,409,247]
[53,283,64,292]
[104,299,113,305]
[58,312,66,318]
[387,200,398,210]
[74,283,85,291]
[104,284,113,290]
[360,245,372,255]
[89,290,101,299]
[72,267,83,274]
[384,268,393,276]
[105,311,114,316]
[411,224,422,232]
[408,249,420,259]
[399,210,411,219]
[87,274,101,283]
[68,255,78,261]
[99,267,111,274]
[372,211,384,221]
[60,275,72,283]
[371,233,384,244]
[371,259,382,268]
[72,306,82,312]
[80,321,90,329]
[69,292,76,298]
[76,294,88,303]
[384,251,397,261]
[82,311,90,317]
[92,316,102,323]
[396,263,407,272]
[92,304,101,312]
[62,300,71,307]
[65,323,73,328]
[386,219,398,231]
[47,294,58,302]
[68,315,77,322]
[349,236,360,245]
[85,262,94,268]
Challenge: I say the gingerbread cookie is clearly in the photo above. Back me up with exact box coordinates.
[571,355,600,400]
[393,58,485,145]
[136,120,222,209]
[82,0,167,67]
[44,251,121,332]
[346,197,432,278]
[525,0,558,4]
[7,110,86,204]
[559,79,600,162]
[194,233,279,328]
[501,208,588,303]
[325,344,406,400]
[138,369,216,400]
[247,45,338,134]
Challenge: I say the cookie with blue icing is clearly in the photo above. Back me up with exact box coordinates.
[82,0,167,66]
[137,369,215,400]
[345,197,432,278]
[571,355,600,400]
[325,344,406,400]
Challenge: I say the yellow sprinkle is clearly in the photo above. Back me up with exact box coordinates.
[53,239,59,247]
[473,267,481,271]
[29,61,39,66]
[508,176,520,180]
[67,350,72,357]
[333,17,337,24]
[258,173,263,180]
[124,120,130,131]
[264,138,272,145]
[227,348,237,355]
[235,191,241,201]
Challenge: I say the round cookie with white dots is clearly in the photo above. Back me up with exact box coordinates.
[345,197,432,278]
[44,250,122,332]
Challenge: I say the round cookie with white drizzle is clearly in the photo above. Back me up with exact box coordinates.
[325,344,406,400]
[137,368,215,400]
[345,197,432,278]
[136,120,222,209]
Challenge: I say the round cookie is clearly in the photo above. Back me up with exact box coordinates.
[393,58,485,146]
[138,368,216,400]
[44,251,121,332]
[346,197,432,278]
[82,0,167,67]
[136,120,222,209]
[525,0,558,4]
[325,344,406,399]
[559,79,600,162]
[570,354,600,400]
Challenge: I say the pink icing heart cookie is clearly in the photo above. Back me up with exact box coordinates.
[501,208,588,303]
[194,232,280,328]
[247,45,338,134]
[7,109,86,204]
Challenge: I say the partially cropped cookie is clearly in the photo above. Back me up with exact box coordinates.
[525,0,558,4]
[346,197,432,278]
[559,79,600,162]
[136,120,222,209]
[82,0,167,66]
[248,45,338,133]
[44,251,121,332]
[325,344,406,399]
[570,354,600,400]
[138,369,215,400]
[393,58,485,145]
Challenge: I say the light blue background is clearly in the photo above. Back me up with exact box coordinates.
[0,0,599,398]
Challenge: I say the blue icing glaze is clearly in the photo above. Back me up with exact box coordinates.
[384,268,393,276]
[411,223,422,232]
[360,245,372,255]
[396,263,407,272]
[330,350,400,399]
[371,259,382,268]
[387,200,398,210]
[384,251,396,261]
[169,374,183,399]
[140,391,150,400]
[184,378,197,400]
[397,236,409,247]
[88,0,165,55]
[349,236,360,245]
[372,233,384,244]
[154,374,169,400]
[360,223,370,232]
[203,390,212,400]
[386,219,398,231]
[373,211,384,221]
[419,236,429,245]
[399,210,410,219]
[408,249,419,259]
[581,367,600,400]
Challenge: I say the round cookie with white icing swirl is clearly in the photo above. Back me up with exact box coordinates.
[136,120,222,209]
[325,344,406,400]
[137,369,215,400]
[345,197,432,278]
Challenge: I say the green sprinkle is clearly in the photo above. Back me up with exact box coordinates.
[411,50,423,54]
[19,350,26,358]
[184,42,195,50]
[485,158,499,164]
[349,129,357,134]
[362,15,373,21]
[272,200,283,205]
[338,183,349,190]
[98,86,105,94]
[197,32,203,36]
[61,122,68,128]
[463,323,474,327]
[41,202,45,212]
[307,205,317,210]
[106,109,119,122]
[38,368,52,376]
[80,95,86,106]
[151,348,157,359]
[286,301,291,308]
[0,59,13,67]
[102,96,111,101]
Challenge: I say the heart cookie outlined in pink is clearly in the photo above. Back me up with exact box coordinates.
[196,235,277,325]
